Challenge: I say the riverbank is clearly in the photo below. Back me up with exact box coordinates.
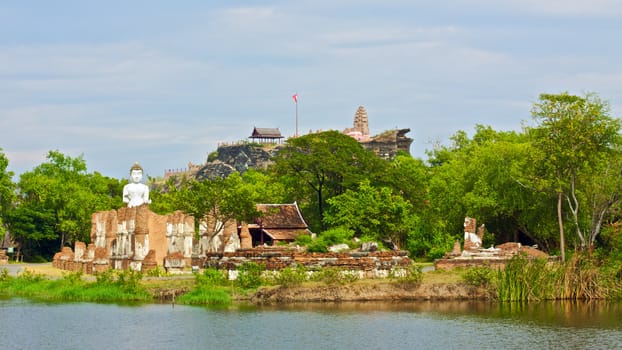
[13,259,619,304]
[249,280,491,303]
[2,262,493,304]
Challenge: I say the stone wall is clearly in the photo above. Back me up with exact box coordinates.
[200,247,412,279]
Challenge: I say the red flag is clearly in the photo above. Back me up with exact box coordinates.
[292,93,298,103]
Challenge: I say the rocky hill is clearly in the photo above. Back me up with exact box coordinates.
[192,128,412,180]
[195,143,281,180]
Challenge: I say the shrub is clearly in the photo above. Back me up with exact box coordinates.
[197,268,228,286]
[17,269,44,283]
[0,268,9,282]
[145,266,166,277]
[311,267,358,285]
[61,271,84,286]
[427,246,449,260]
[236,262,265,289]
[207,151,219,162]
[463,266,494,287]
[296,227,355,253]
[392,264,423,288]
[115,269,144,294]
[177,286,231,305]
[95,268,116,285]
[273,264,308,287]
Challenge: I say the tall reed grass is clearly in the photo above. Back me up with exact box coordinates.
[495,255,619,301]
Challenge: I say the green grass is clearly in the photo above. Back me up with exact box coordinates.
[175,268,233,305]
[176,286,232,305]
[0,269,151,303]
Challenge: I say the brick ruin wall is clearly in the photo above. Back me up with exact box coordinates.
[54,246,412,278]
[200,248,412,279]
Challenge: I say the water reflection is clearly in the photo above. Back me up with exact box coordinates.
[254,300,622,329]
[1,298,620,350]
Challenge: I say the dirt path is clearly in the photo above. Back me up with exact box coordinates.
[1,263,61,277]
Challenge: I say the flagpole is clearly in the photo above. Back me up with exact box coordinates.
[293,92,299,137]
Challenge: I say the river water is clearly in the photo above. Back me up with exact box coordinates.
[1,298,620,350]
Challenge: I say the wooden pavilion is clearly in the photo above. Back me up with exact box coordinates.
[249,127,284,144]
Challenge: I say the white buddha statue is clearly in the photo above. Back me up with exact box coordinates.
[123,162,151,208]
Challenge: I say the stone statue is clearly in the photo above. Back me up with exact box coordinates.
[123,162,151,208]
[463,216,482,251]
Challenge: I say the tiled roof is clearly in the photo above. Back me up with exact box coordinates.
[262,228,312,240]
[250,127,284,139]
[254,203,308,229]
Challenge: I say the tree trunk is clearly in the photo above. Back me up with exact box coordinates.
[60,231,66,251]
[557,192,565,262]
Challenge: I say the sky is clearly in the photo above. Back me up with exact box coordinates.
[1,0,621,181]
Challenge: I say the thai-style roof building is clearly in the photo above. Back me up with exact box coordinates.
[249,127,284,143]
[246,202,312,246]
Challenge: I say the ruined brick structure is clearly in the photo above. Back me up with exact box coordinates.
[343,105,413,159]
[0,250,8,265]
[53,205,241,274]
[201,247,412,279]
[53,203,311,274]
[53,203,411,277]
[434,216,555,270]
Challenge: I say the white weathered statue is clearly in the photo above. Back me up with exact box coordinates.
[463,216,482,250]
[123,162,151,208]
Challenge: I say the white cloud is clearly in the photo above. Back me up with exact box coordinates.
[507,0,622,17]
[1,2,621,177]
[0,43,214,101]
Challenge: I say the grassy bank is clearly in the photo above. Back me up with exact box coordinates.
[0,268,152,302]
[462,255,622,302]
[2,256,619,305]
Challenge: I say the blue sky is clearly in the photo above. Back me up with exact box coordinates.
[1,1,621,180]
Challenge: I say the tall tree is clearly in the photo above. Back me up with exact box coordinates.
[580,147,622,250]
[427,125,560,252]
[530,92,621,260]
[272,130,388,231]
[324,180,415,249]
[164,172,261,247]
[385,153,429,210]
[8,151,122,259]
[0,149,15,237]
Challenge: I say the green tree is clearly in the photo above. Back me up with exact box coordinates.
[385,153,429,210]
[163,172,261,249]
[427,125,560,252]
[8,151,122,259]
[580,147,622,250]
[530,92,621,260]
[324,180,415,249]
[272,130,388,231]
[0,149,16,237]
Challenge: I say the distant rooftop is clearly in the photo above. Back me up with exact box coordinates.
[249,127,284,143]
